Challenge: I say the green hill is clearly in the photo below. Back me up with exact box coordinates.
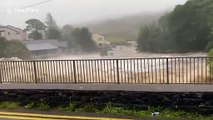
[86,12,164,44]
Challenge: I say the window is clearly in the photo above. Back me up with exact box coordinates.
[16,32,20,35]
[8,32,10,35]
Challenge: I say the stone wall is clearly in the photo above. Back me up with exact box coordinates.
[0,90,212,115]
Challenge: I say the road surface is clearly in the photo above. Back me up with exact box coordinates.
[0,111,131,120]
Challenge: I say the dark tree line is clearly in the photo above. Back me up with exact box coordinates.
[25,13,97,53]
[137,0,213,52]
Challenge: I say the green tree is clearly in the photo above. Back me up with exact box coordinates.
[28,31,42,40]
[137,26,150,52]
[167,2,211,52]
[0,37,8,57]
[25,19,46,40]
[45,13,61,39]
[71,27,97,52]
[0,37,31,59]
[137,23,161,52]
[61,25,75,49]
[137,0,213,53]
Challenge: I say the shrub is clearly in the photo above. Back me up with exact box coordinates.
[208,48,213,57]
[58,102,77,112]
[37,99,50,110]
[207,48,213,76]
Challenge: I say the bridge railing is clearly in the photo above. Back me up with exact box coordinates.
[0,57,212,84]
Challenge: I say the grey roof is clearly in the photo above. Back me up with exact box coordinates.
[0,25,24,32]
[25,43,58,51]
[23,39,67,48]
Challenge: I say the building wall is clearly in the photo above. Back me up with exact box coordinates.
[31,49,58,59]
[92,33,110,48]
[0,27,26,41]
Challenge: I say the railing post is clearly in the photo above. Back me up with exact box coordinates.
[33,61,38,83]
[166,58,169,84]
[116,59,120,84]
[0,62,2,84]
[73,60,77,83]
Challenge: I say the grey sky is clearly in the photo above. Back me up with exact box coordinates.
[0,0,187,29]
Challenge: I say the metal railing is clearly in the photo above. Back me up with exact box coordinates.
[0,57,212,84]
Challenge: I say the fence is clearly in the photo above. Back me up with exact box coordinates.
[0,57,212,84]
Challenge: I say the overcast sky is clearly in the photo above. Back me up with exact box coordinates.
[0,0,187,29]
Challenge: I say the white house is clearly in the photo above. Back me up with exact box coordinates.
[92,33,110,48]
[0,25,27,41]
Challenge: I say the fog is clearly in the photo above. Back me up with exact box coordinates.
[0,0,187,28]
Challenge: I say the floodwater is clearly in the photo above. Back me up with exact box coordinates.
[46,46,207,73]
[0,46,209,84]
[48,46,206,60]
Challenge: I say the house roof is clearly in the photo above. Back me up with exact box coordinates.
[23,39,67,48]
[0,25,24,33]
[25,43,58,51]
[7,25,24,31]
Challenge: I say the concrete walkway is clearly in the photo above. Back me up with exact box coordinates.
[0,83,213,92]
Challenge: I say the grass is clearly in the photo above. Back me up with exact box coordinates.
[77,103,99,113]
[36,99,50,110]
[0,101,20,109]
[58,102,77,112]
[24,102,35,109]
[0,101,212,119]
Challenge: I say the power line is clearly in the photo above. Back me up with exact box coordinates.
[19,0,52,9]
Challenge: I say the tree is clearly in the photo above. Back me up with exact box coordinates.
[137,0,213,53]
[0,37,31,59]
[25,19,46,40]
[45,13,61,39]
[61,25,75,48]
[71,27,97,52]
[28,30,42,40]
[46,28,61,39]
[137,23,162,52]
[137,26,150,52]
[167,2,211,52]
[0,38,8,57]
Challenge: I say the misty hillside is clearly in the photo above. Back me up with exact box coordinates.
[86,12,164,44]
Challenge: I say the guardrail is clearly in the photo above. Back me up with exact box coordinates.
[0,57,212,84]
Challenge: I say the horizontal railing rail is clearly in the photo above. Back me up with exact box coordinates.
[0,57,212,84]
